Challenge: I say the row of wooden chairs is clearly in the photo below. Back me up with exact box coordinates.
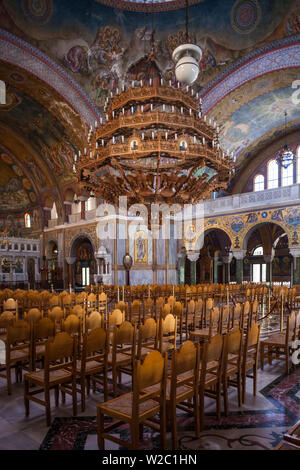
[97,322,261,450]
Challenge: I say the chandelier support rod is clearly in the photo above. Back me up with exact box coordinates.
[185,0,189,42]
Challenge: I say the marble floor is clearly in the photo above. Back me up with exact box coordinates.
[0,358,298,450]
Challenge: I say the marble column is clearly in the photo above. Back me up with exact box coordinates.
[65,257,76,289]
[222,254,232,284]
[187,252,200,285]
[232,250,246,284]
[264,254,274,284]
[289,248,300,286]
[213,256,219,284]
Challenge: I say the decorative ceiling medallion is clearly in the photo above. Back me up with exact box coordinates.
[94,0,203,13]
[22,0,53,25]
[231,0,262,35]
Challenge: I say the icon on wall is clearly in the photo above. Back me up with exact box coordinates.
[134,230,148,264]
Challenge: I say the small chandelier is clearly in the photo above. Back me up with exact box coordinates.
[172,0,202,85]
[276,111,295,169]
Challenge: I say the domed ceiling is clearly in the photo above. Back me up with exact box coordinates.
[0,0,299,211]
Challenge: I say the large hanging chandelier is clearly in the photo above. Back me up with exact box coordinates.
[276,111,295,169]
[74,78,234,206]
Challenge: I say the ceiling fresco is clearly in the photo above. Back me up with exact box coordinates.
[0,152,38,212]
[211,82,300,165]
[0,0,296,97]
[0,0,299,212]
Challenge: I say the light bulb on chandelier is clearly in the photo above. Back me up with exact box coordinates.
[172,0,202,85]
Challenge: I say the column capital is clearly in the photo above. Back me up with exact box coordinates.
[264,254,274,263]
[232,249,246,260]
[187,251,200,262]
[222,253,233,264]
[289,247,300,259]
[65,257,76,265]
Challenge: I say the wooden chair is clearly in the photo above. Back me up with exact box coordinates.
[48,306,64,331]
[3,298,18,320]
[98,292,108,320]
[220,306,231,334]
[24,332,77,426]
[87,293,97,315]
[167,341,200,449]
[184,300,195,340]
[231,303,242,329]
[242,322,261,403]
[24,308,43,323]
[130,299,142,325]
[62,294,73,317]
[86,311,103,332]
[107,309,125,330]
[190,307,221,343]
[108,321,136,397]
[32,318,56,371]
[49,295,60,309]
[114,301,128,321]
[199,333,224,430]
[158,313,177,354]
[0,320,31,394]
[143,297,154,322]
[260,312,296,375]
[0,312,15,343]
[136,318,158,360]
[155,297,164,321]
[222,328,243,416]
[63,327,108,412]
[62,315,81,351]
[97,350,167,450]
[173,301,184,343]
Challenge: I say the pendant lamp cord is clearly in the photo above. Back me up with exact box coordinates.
[186,0,189,42]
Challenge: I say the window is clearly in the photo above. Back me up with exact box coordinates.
[267,160,278,189]
[253,246,263,256]
[86,197,96,212]
[254,174,264,192]
[24,213,31,228]
[282,163,293,187]
[268,160,277,188]
[82,267,90,286]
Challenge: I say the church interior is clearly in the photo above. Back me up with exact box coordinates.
[0,0,299,452]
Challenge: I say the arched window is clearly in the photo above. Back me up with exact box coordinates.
[253,246,263,256]
[267,159,278,189]
[24,213,31,228]
[254,174,264,192]
[85,197,96,212]
[282,162,293,187]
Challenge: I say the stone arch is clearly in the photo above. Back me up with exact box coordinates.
[201,224,235,249]
[241,221,291,251]
[69,233,96,259]
[201,38,300,114]
[0,29,99,126]
[45,238,58,260]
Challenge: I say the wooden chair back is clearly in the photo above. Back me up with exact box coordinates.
[137,318,158,359]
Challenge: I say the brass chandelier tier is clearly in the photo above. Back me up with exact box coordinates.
[75,82,234,205]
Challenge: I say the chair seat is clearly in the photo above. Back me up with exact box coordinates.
[160,341,175,353]
[10,348,29,362]
[25,368,72,383]
[108,352,132,365]
[35,344,46,356]
[99,392,160,418]
[75,359,104,373]
[261,333,289,346]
